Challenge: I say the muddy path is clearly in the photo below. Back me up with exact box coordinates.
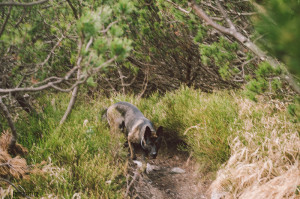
[126,148,211,199]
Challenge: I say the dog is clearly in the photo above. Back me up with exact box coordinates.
[104,101,163,160]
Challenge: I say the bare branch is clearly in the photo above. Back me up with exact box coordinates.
[0,0,49,7]
[33,76,62,87]
[40,35,65,68]
[117,67,126,94]
[14,8,27,27]
[59,36,85,125]
[0,177,31,199]
[59,79,79,125]
[0,97,17,152]
[66,0,78,19]
[99,21,118,33]
[0,6,12,38]
[189,0,240,40]
[85,37,93,52]
[0,79,64,93]
[137,68,149,99]
[92,56,116,73]
[165,0,191,14]
[215,0,236,31]
[125,171,140,197]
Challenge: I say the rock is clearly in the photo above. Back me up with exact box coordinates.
[133,160,160,174]
[211,191,226,199]
[170,167,185,174]
[146,163,160,174]
[133,160,143,168]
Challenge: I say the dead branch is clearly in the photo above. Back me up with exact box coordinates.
[165,0,191,14]
[66,0,78,19]
[0,97,17,152]
[0,0,48,7]
[137,68,149,99]
[0,6,12,38]
[215,0,236,31]
[99,21,118,33]
[40,35,65,68]
[59,36,89,125]
[0,177,31,199]
[117,67,126,94]
[59,77,79,125]
[125,171,140,197]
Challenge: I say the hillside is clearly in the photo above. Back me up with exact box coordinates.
[1,87,299,198]
[1,0,300,198]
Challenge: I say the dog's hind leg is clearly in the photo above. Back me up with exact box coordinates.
[119,121,125,133]
[128,142,136,160]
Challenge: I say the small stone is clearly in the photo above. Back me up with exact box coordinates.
[146,163,160,174]
[133,160,143,168]
[170,167,185,174]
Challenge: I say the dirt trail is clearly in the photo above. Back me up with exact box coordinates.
[126,148,211,199]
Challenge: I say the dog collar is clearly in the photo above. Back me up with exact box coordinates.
[140,137,146,150]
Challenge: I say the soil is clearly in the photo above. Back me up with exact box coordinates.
[126,147,212,199]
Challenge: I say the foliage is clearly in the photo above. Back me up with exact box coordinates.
[0,87,297,197]
[0,0,133,96]
[254,0,300,79]
[245,61,283,101]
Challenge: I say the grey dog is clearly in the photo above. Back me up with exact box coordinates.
[104,101,163,160]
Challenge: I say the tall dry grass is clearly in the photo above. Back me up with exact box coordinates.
[210,97,300,199]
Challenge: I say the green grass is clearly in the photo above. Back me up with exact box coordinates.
[16,93,127,198]
[9,86,297,197]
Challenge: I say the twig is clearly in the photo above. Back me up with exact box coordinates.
[66,0,78,19]
[0,6,12,38]
[59,37,85,125]
[137,68,149,99]
[0,97,17,152]
[216,0,236,31]
[99,20,118,33]
[14,8,27,27]
[165,0,191,14]
[0,0,49,7]
[0,177,31,199]
[125,171,139,197]
[40,35,65,68]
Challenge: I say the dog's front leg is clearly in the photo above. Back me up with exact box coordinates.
[141,150,147,161]
[128,141,136,160]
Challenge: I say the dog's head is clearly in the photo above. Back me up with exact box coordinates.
[142,126,163,159]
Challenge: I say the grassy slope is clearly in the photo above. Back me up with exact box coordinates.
[10,86,299,198]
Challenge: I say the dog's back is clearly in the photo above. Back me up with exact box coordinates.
[106,101,154,134]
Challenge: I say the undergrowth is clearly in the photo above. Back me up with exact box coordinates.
[1,86,298,198]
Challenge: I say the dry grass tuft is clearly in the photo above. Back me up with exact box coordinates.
[210,98,300,199]
[0,130,28,155]
[0,131,29,179]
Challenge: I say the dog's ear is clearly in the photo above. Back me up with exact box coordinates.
[144,126,151,139]
[156,126,163,137]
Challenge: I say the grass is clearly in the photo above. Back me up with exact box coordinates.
[209,97,300,199]
[1,86,298,198]
[15,93,127,198]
